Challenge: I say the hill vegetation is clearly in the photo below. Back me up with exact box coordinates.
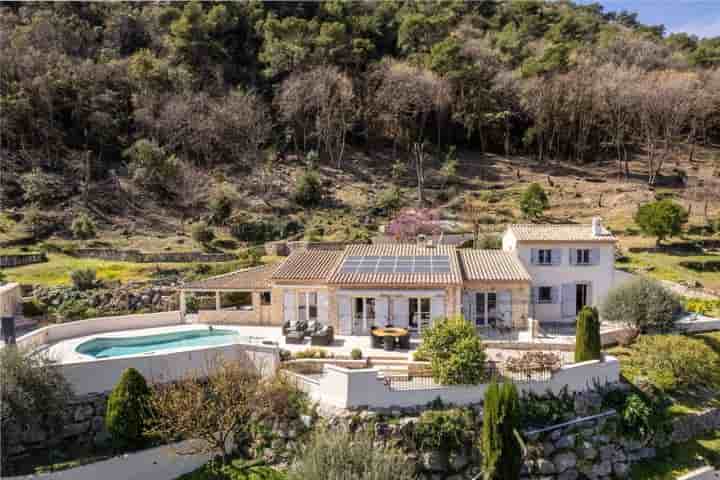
[1,1,720,253]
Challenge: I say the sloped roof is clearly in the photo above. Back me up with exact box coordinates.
[507,224,616,242]
[326,244,463,285]
[458,250,530,282]
[183,263,279,290]
[270,249,345,281]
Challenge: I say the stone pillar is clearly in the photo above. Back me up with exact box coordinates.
[215,291,221,311]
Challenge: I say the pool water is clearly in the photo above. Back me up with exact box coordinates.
[76,329,245,358]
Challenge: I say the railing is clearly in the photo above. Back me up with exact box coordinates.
[381,359,563,391]
[536,322,577,337]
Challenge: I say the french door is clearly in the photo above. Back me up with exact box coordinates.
[409,297,431,332]
[475,292,497,326]
[353,297,375,335]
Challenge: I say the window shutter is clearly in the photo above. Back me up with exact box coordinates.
[552,248,562,265]
[530,248,537,264]
[587,282,593,305]
[590,248,600,265]
[393,297,410,328]
[551,286,560,304]
[569,248,576,265]
[531,287,539,304]
[317,291,329,325]
[561,283,576,317]
[283,291,296,324]
[375,297,389,327]
[498,290,512,325]
[338,296,352,335]
[462,292,473,322]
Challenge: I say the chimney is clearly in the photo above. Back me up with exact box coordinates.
[417,234,426,245]
[426,238,435,249]
[592,217,603,236]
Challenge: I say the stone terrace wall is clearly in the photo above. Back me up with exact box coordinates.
[0,253,47,268]
[73,249,236,263]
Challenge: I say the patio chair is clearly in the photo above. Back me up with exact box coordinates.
[307,320,320,333]
[285,329,306,344]
[311,326,334,346]
[371,331,383,349]
[383,334,396,351]
[398,332,411,349]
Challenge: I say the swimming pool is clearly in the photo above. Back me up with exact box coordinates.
[76,328,248,358]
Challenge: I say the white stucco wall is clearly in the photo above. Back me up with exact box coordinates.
[16,311,183,351]
[0,282,22,317]
[303,356,620,409]
[55,342,280,396]
[503,236,615,323]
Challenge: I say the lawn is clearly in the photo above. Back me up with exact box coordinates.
[630,429,720,480]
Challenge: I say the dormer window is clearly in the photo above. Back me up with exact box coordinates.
[537,249,553,265]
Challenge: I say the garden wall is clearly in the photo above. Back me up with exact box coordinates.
[0,252,47,268]
[292,356,620,410]
[16,311,184,351]
[0,282,22,316]
[73,249,236,263]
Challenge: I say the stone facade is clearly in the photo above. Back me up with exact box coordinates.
[73,249,237,263]
[0,253,47,268]
[4,392,110,465]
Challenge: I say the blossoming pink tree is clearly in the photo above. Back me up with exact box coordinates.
[386,208,441,242]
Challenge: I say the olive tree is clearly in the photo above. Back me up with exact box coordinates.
[601,277,681,332]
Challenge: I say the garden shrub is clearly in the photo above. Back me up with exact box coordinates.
[575,306,601,362]
[70,268,97,291]
[375,186,403,213]
[1,347,72,472]
[22,298,48,317]
[292,169,323,208]
[684,297,720,316]
[519,183,549,218]
[293,348,331,359]
[350,348,362,360]
[482,382,522,480]
[602,277,681,331]
[618,334,720,393]
[414,408,474,453]
[287,428,415,480]
[191,221,215,246]
[53,298,97,321]
[70,212,97,240]
[106,368,151,450]
[600,386,671,444]
[209,184,236,225]
[416,316,486,385]
[634,199,688,246]
[519,387,575,429]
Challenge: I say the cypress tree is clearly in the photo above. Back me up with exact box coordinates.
[575,306,602,362]
[482,382,522,480]
[106,368,151,450]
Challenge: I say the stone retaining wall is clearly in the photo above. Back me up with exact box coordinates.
[73,249,236,263]
[0,253,47,268]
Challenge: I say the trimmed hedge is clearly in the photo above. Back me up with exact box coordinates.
[106,368,151,450]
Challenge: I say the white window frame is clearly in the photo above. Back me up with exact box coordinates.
[576,249,591,265]
[353,297,376,332]
[475,292,498,326]
[537,249,553,265]
[408,297,431,332]
[537,286,553,304]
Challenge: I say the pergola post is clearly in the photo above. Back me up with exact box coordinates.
[215,291,221,311]
[180,290,187,321]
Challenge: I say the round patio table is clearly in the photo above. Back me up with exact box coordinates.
[371,327,409,337]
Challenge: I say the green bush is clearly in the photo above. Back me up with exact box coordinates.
[209,184,236,226]
[602,277,681,331]
[293,348,331,359]
[350,348,362,360]
[617,334,720,393]
[575,306,601,362]
[191,222,215,246]
[600,386,671,444]
[684,297,720,316]
[230,218,301,243]
[375,186,403,212]
[22,298,48,317]
[519,387,575,429]
[482,382,522,480]
[53,299,97,321]
[634,199,688,246]
[106,368,151,451]
[519,183,549,218]
[293,169,323,208]
[287,429,415,480]
[70,268,97,291]
[123,139,179,196]
[416,316,486,385]
[414,408,474,453]
[70,213,97,240]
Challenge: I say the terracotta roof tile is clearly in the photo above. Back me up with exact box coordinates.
[458,250,530,282]
[183,263,279,290]
[270,249,345,281]
[507,224,616,242]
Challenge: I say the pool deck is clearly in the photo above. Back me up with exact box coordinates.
[45,323,574,364]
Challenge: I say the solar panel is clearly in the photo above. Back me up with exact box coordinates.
[338,255,451,274]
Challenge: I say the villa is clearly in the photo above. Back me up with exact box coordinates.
[180,219,617,334]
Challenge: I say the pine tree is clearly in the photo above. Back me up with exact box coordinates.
[575,306,602,362]
[482,382,522,480]
[106,368,151,450]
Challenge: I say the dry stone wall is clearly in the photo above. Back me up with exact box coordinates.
[0,253,47,268]
[73,249,236,263]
